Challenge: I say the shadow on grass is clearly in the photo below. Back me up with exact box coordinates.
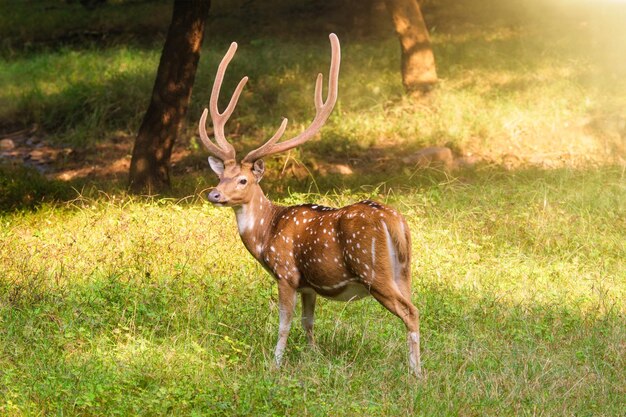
[0,163,77,212]
[0,138,454,212]
[2,147,624,216]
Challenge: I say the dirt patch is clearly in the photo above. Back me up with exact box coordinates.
[0,128,193,183]
[2,113,625,185]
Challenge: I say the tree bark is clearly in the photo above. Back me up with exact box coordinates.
[384,0,437,94]
[129,0,210,193]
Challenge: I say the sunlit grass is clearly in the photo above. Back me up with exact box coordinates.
[1,0,626,414]
[1,20,624,162]
[1,167,624,415]
[0,47,158,145]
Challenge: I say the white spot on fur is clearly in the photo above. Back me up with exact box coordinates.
[371,237,376,267]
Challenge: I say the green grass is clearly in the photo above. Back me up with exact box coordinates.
[1,167,624,415]
[0,34,617,160]
[0,0,172,54]
[0,46,159,145]
[1,0,626,415]
[1,0,625,163]
[0,163,74,211]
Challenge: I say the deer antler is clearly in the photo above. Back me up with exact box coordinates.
[199,34,340,164]
[242,33,341,163]
[198,42,248,163]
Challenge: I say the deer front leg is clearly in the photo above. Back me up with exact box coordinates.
[274,282,297,367]
[301,290,317,346]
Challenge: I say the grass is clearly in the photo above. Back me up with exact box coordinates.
[1,0,626,415]
[0,46,159,145]
[0,34,617,163]
[0,0,172,54]
[0,163,74,211]
[1,167,625,415]
[1,0,625,164]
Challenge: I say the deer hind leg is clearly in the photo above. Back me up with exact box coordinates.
[301,290,317,346]
[398,271,420,377]
[370,282,421,377]
[274,282,297,367]
[394,268,412,300]
[386,269,420,377]
[374,218,421,377]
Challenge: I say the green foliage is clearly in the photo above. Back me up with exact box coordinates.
[1,168,625,415]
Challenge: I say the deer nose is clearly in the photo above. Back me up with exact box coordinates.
[207,189,223,203]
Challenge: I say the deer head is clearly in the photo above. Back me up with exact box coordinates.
[200,34,340,207]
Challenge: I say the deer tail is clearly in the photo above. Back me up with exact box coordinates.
[381,213,412,287]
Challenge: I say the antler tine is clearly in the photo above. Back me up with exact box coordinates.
[200,42,249,162]
[314,72,324,111]
[242,33,340,163]
[241,118,289,164]
[198,108,234,161]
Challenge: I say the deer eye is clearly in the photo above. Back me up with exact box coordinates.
[238,178,248,185]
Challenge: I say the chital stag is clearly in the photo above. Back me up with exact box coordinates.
[200,34,421,376]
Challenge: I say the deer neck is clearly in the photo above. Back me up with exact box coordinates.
[233,186,276,259]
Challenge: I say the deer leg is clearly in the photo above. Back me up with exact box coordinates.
[394,268,420,377]
[394,264,413,301]
[274,283,297,367]
[370,284,421,377]
[301,291,317,346]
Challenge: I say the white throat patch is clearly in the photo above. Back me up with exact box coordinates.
[235,205,255,235]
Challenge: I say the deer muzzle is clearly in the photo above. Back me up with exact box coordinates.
[207,188,227,205]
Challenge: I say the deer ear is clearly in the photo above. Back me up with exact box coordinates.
[208,156,225,177]
[252,159,265,182]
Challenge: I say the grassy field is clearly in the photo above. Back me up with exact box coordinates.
[1,0,626,415]
[1,0,625,163]
[1,167,625,415]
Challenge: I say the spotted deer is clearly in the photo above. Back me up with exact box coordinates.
[200,34,421,376]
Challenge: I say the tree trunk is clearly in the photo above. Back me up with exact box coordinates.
[129,0,210,193]
[384,0,437,94]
